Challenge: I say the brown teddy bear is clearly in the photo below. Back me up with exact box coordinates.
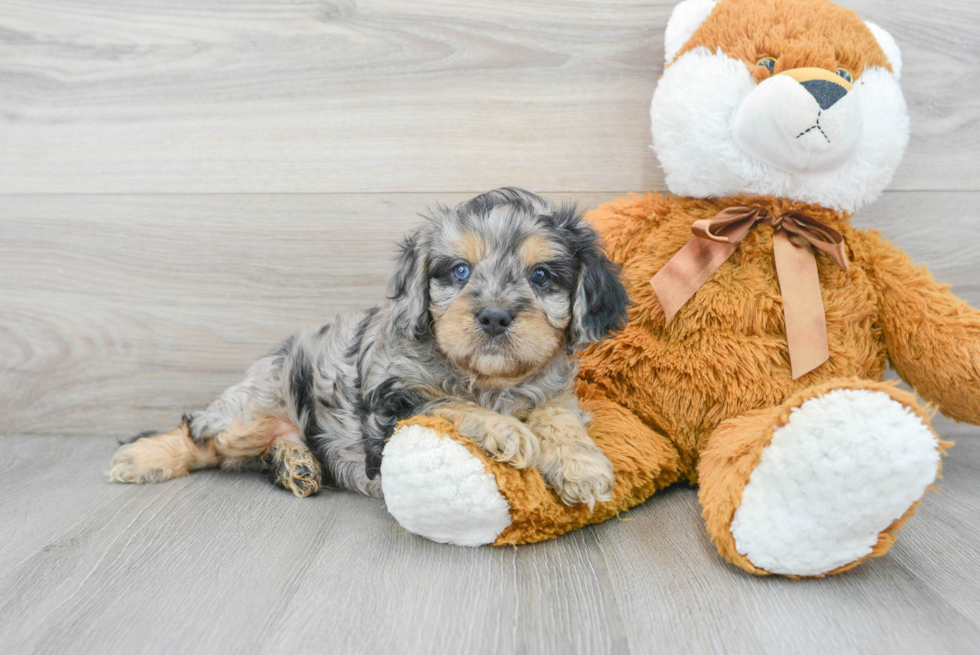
[379,0,980,576]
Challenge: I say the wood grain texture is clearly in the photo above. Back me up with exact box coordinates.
[1,0,979,193]
[1,191,978,438]
[0,192,614,435]
[0,433,978,655]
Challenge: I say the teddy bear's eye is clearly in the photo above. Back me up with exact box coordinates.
[757,57,776,73]
[836,68,853,83]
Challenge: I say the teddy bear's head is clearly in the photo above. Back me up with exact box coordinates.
[651,0,907,212]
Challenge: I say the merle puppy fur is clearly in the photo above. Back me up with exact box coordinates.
[109,188,630,507]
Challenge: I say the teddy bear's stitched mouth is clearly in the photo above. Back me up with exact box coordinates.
[796,110,831,143]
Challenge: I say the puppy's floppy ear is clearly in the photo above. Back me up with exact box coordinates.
[553,206,630,350]
[387,228,430,340]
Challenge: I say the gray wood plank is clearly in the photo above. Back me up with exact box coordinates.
[0,435,629,655]
[1,434,978,655]
[258,506,629,655]
[0,0,978,194]
[0,437,360,655]
[0,191,620,436]
[0,436,135,572]
[596,444,980,654]
[1,191,978,437]
[598,437,980,654]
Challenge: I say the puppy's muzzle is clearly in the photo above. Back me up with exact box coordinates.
[476,306,513,336]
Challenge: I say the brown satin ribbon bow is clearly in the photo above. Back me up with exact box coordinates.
[650,206,849,380]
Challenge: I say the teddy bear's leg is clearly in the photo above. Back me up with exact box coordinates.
[381,384,683,546]
[698,379,945,577]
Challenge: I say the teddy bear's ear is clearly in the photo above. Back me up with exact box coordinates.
[864,21,903,80]
[664,0,718,63]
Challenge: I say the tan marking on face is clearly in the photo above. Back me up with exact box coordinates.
[433,293,482,370]
[519,234,559,269]
[433,292,566,385]
[456,232,488,264]
[505,300,566,371]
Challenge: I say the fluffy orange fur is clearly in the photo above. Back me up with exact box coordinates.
[395,0,976,574]
[398,190,977,574]
[674,0,891,80]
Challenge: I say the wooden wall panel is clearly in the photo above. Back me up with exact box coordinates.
[1,191,976,436]
[1,0,978,193]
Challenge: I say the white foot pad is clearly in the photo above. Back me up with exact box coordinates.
[381,425,512,547]
[730,389,940,576]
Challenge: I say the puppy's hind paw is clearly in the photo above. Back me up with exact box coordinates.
[479,417,539,469]
[107,423,216,485]
[108,441,186,484]
[264,440,322,498]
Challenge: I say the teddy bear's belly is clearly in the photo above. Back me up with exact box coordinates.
[580,243,887,470]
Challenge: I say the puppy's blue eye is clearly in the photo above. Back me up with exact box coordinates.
[453,264,471,281]
[530,267,550,287]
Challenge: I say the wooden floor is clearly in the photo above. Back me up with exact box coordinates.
[2,0,980,653]
[0,427,979,654]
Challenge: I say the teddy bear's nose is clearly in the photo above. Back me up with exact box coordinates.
[800,79,848,110]
[778,67,853,111]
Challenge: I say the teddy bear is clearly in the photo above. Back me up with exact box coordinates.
[377,0,980,577]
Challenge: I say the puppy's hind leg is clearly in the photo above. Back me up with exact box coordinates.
[108,417,219,484]
[109,414,322,497]
[109,353,301,488]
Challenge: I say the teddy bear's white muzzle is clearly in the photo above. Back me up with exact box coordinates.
[733,73,863,175]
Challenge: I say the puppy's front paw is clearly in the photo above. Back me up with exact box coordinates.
[479,416,539,469]
[542,442,615,510]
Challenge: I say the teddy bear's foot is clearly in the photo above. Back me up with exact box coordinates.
[381,421,513,546]
[699,380,943,577]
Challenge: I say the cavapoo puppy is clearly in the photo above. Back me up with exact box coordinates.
[109,188,630,507]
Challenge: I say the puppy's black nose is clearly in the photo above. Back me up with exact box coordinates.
[476,307,513,336]
[800,79,848,110]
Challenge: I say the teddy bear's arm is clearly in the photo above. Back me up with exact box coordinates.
[855,229,980,424]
